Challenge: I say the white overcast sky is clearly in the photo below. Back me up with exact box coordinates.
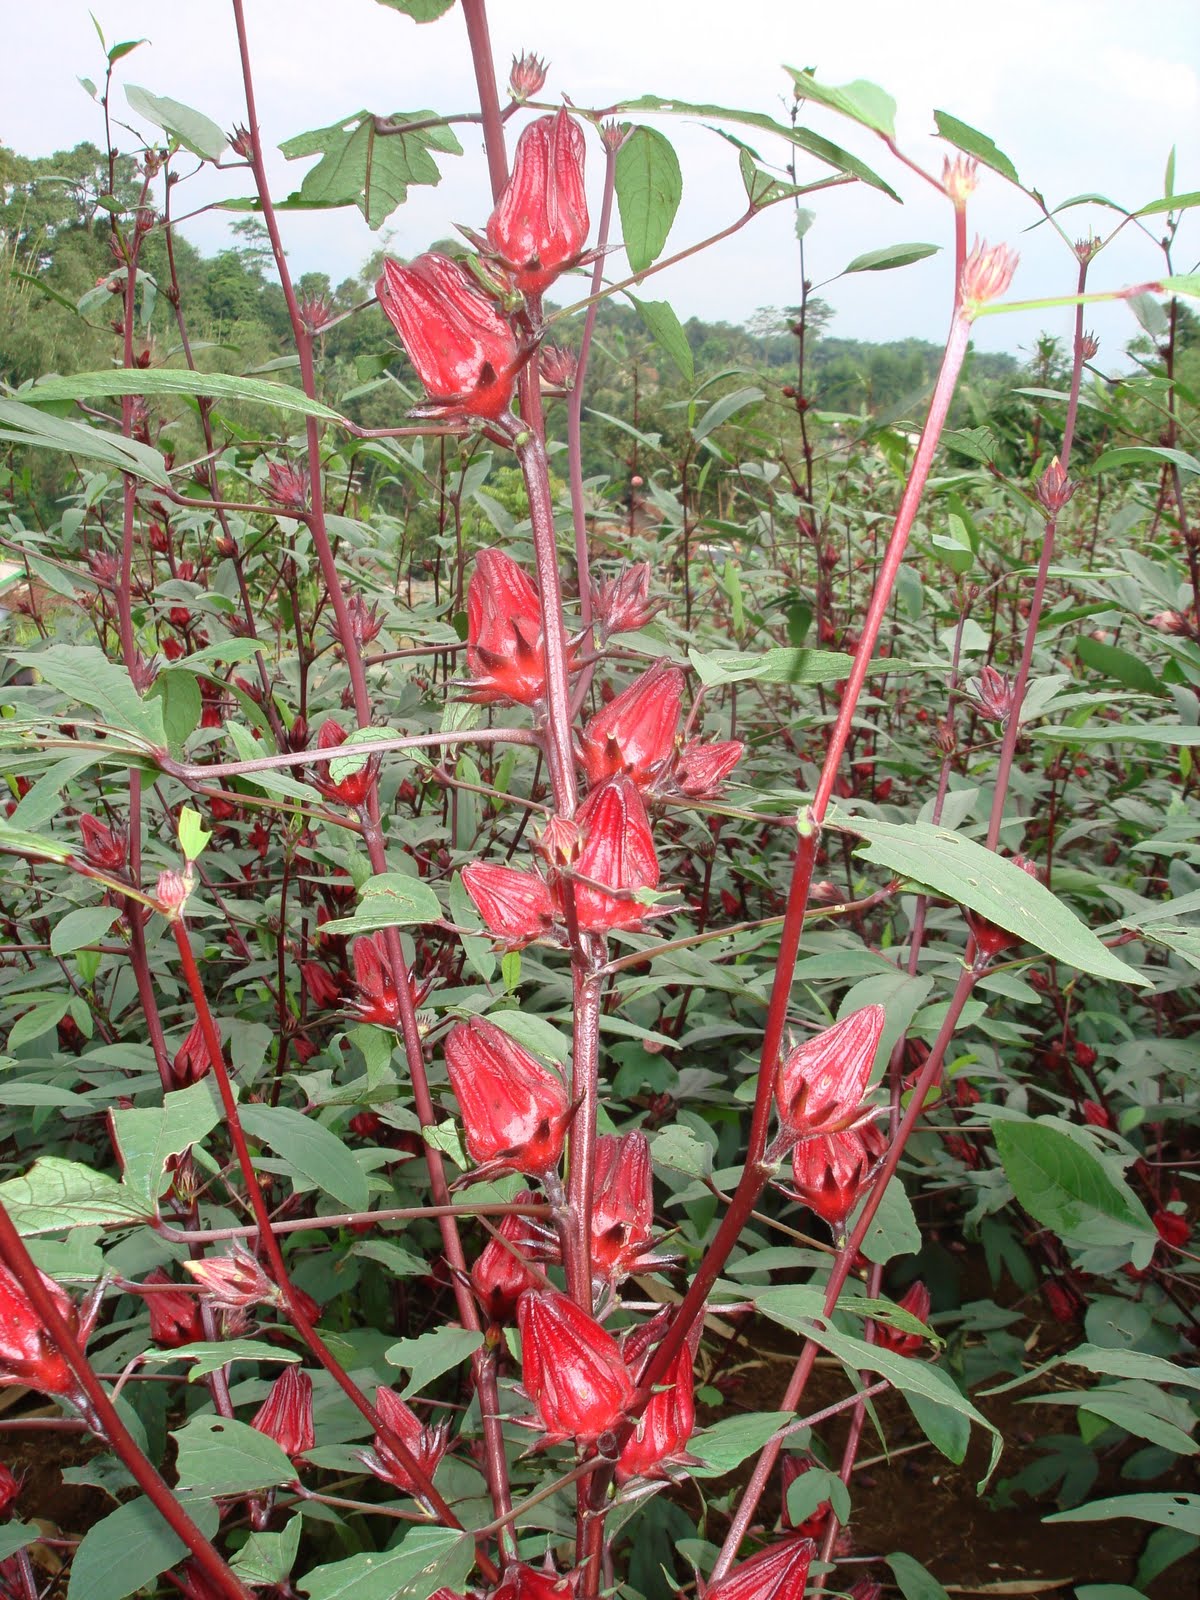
[8,1,1200,359]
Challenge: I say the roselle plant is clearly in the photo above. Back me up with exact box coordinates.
[0,4,1197,1600]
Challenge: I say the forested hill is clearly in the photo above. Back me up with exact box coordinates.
[3,138,1017,419]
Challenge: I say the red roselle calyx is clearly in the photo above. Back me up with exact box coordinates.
[251,1365,314,1458]
[359,1387,451,1497]
[966,853,1041,960]
[461,861,557,950]
[470,1194,546,1322]
[670,737,745,798]
[138,1268,204,1349]
[350,934,402,1027]
[590,1132,660,1283]
[789,1124,887,1232]
[1036,455,1077,514]
[79,813,128,872]
[580,661,683,789]
[615,1332,694,1481]
[0,1262,98,1399]
[0,1463,20,1517]
[572,774,660,933]
[376,253,521,420]
[486,107,589,295]
[508,52,549,102]
[444,1017,570,1177]
[960,238,1019,307]
[491,1565,574,1600]
[775,1004,886,1141]
[875,1280,932,1356]
[517,1288,634,1445]
[972,664,1016,725]
[464,549,552,706]
[312,720,379,808]
[702,1537,816,1600]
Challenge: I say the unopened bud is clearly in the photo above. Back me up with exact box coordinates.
[1074,235,1101,264]
[1036,456,1076,514]
[600,120,626,154]
[942,154,978,209]
[539,344,577,389]
[933,718,956,754]
[960,238,1019,309]
[230,125,254,159]
[1080,330,1100,360]
[509,51,549,102]
[155,868,193,920]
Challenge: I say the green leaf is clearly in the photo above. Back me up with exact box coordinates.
[887,1552,951,1600]
[1047,1494,1200,1535]
[373,0,457,17]
[0,1526,38,1563]
[224,720,312,800]
[906,1390,970,1464]
[67,1495,219,1600]
[1094,445,1200,475]
[854,1176,921,1264]
[615,126,683,275]
[141,1340,303,1381]
[14,645,164,744]
[843,243,940,273]
[693,385,764,441]
[303,1527,475,1600]
[50,906,121,957]
[6,996,72,1050]
[320,872,441,936]
[485,1011,570,1064]
[649,1123,713,1179]
[933,111,1020,184]
[240,1103,369,1211]
[839,815,1150,986]
[1075,636,1162,695]
[1037,721,1200,747]
[690,1411,791,1477]
[151,669,202,754]
[178,807,212,863]
[385,1327,483,1398]
[231,1516,302,1586]
[0,1157,146,1233]
[279,110,461,229]
[629,295,694,383]
[1135,190,1200,217]
[786,70,896,138]
[1026,1388,1197,1455]
[125,85,226,161]
[688,646,852,690]
[111,1081,223,1213]
[993,1120,1157,1258]
[0,396,170,489]
[756,1293,1003,1487]
[23,368,343,422]
[351,1239,428,1278]
[173,1415,296,1495]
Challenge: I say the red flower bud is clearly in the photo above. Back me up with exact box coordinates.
[350,934,402,1028]
[0,1463,20,1518]
[702,1537,816,1600]
[966,854,1041,959]
[1036,455,1076,515]
[942,154,978,209]
[775,1006,885,1141]
[312,719,378,808]
[572,775,660,933]
[486,109,589,296]
[1154,1208,1191,1250]
[517,1289,633,1445]
[464,549,556,706]
[1042,1278,1085,1323]
[79,813,128,872]
[265,461,310,511]
[172,1020,213,1087]
[960,238,1018,306]
[539,344,577,389]
[358,1387,451,1496]
[0,1263,97,1398]
[444,1017,570,1176]
[184,1242,277,1313]
[591,564,657,637]
[251,1366,314,1459]
[155,868,191,918]
[1082,1099,1111,1128]
[789,1125,886,1231]
[491,1566,573,1600]
[301,962,343,1009]
[875,1280,931,1357]
[670,738,745,798]
[376,253,520,419]
[615,1338,694,1482]
[580,662,683,789]
[138,1268,205,1349]
[590,1132,657,1283]
[508,52,549,102]
[973,664,1017,725]
[470,1195,546,1323]
[1074,1040,1098,1069]
[461,862,557,949]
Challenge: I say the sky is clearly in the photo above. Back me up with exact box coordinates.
[8,0,1200,360]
